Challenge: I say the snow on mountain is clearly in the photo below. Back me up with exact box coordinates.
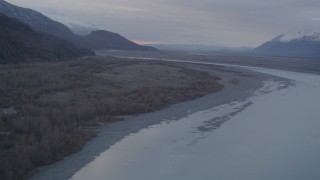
[39,9,98,36]
[252,28,320,58]
[275,29,320,43]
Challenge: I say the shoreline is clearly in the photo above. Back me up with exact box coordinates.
[1,58,224,179]
[28,63,288,180]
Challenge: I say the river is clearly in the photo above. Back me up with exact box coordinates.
[69,65,320,180]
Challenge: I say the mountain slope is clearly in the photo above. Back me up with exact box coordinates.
[0,0,75,40]
[39,9,98,35]
[79,30,157,51]
[0,12,93,63]
[0,0,157,51]
[252,29,320,58]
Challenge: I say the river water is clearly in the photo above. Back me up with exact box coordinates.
[70,67,320,180]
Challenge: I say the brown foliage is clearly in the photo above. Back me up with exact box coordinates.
[0,57,223,179]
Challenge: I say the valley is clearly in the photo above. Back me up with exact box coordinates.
[1,0,320,180]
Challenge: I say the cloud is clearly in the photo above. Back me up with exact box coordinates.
[6,0,320,47]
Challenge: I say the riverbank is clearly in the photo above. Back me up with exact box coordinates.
[27,58,286,180]
[1,56,225,180]
[68,64,320,180]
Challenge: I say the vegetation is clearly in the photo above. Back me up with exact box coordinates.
[0,57,223,179]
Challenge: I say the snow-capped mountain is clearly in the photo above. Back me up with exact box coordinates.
[39,9,98,35]
[252,29,320,59]
[275,29,320,43]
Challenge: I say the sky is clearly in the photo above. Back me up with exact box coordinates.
[6,0,320,47]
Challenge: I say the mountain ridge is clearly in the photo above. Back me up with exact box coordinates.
[39,9,98,35]
[252,29,320,59]
[0,12,93,64]
[0,0,157,51]
[274,29,320,43]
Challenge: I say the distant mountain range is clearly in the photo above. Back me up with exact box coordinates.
[151,31,320,59]
[3,0,319,59]
[0,0,156,51]
[149,44,252,52]
[0,12,93,63]
[252,29,320,59]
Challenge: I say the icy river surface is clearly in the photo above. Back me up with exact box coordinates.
[70,67,320,180]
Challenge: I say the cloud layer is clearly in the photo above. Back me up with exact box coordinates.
[7,0,320,47]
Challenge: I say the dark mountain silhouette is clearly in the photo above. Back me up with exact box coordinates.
[0,0,157,51]
[78,30,157,50]
[252,30,320,59]
[0,12,93,63]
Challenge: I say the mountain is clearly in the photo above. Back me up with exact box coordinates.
[80,30,157,51]
[39,9,98,35]
[0,12,93,64]
[0,0,75,40]
[0,0,156,51]
[252,29,320,58]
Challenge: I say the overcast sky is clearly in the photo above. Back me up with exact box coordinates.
[7,0,320,47]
